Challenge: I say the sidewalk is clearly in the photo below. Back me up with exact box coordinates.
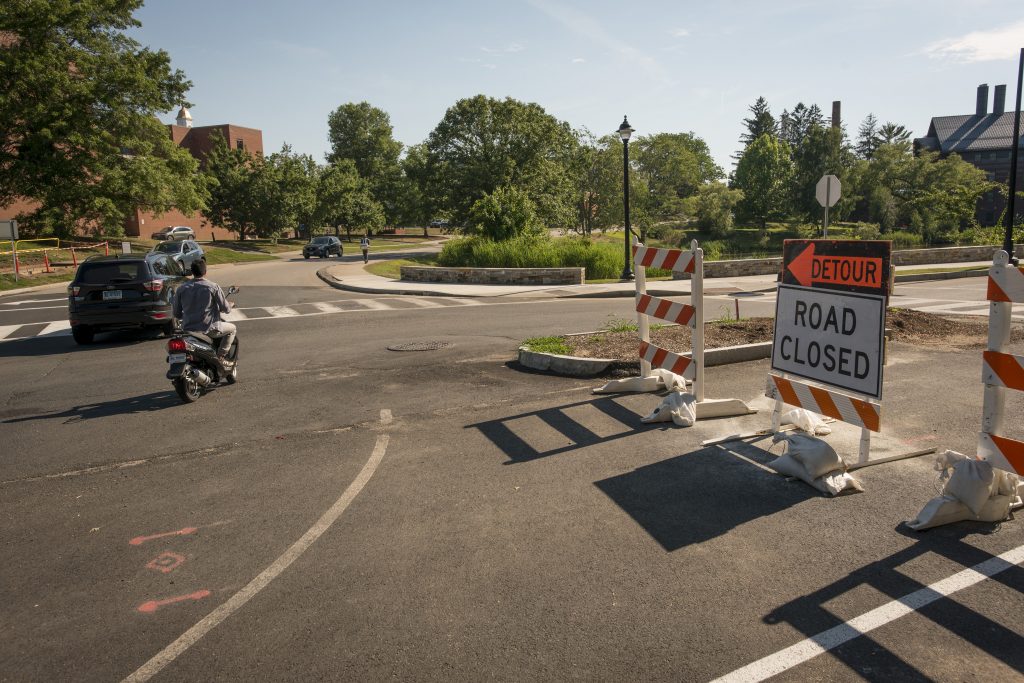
[319,256,994,299]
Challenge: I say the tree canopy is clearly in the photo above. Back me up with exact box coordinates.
[0,0,206,237]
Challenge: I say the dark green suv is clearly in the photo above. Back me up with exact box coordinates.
[67,254,186,344]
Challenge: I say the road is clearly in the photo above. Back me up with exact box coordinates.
[1,256,1022,682]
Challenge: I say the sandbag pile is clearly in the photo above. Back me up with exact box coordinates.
[907,450,1022,530]
[593,368,689,394]
[769,432,863,496]
[641,391,696,427]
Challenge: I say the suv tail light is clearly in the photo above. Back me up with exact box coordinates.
[68,285,80,296]
[167,338,187,353]
[143,279,163,292]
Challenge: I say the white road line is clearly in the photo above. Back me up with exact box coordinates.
[0,324,22,340]
[263,306,300,317]
[122,409,393,683]
[889,298,940,307]
[403,298,443,308]
[38,321,71,335]
[913,302,988,313]
[0,304,67,312]
[357,299,391,310]
[223,308,248,322]
[312,302,343,313]
[448,298,484,306]
[710,543,1024,683]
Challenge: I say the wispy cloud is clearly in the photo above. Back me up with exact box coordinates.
[922,21,1024,62]
[670,28,689,38]
[480,42,525,54]
[526,0,672,84]
[572,57,586,63]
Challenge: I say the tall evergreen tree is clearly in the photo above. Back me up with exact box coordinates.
[737,97,777,152]
[856,114,880,159]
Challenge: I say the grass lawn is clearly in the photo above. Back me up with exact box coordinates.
[365,256,438,280]
[0,272,73,292]
[202,247,277,265]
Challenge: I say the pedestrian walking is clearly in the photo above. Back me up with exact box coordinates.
[360,234,370,263]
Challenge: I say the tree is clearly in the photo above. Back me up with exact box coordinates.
[733,134,793,230]
[634,132,723,219]
[203,133,262,240]
[856,114,880,159]
[423,95,579,230]
[467,185,545,241]
[573,131,651,236]
[258,145,317,238]
[877,122,912,146]
[790,124,854,221]
[326,102,404,223]
[738,97,777,151]
[0,0,206,238]
[686,183,743,237]
[778,103,825,152]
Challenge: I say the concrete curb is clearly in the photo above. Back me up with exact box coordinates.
[895,268,988,283]
[517,341,774,377]
[316,267,492,297]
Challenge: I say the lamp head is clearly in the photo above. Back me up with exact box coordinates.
[617,115,634,142]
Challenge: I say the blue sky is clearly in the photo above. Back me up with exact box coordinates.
[130,0,1024,172]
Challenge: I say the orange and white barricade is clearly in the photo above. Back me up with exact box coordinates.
[632,239,753,419]
[978,250,1024,475]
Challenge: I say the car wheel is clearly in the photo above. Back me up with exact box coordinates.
[72,325,94,345]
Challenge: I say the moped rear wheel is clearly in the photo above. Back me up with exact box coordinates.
[174,375,202,403]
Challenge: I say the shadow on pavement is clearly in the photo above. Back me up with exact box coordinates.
[468,396,655,464]
[748,527,1024,680]
[1,390,180,424]
[595,440,816,551]
[0,329,163,358]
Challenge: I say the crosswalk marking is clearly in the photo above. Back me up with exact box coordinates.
[261,306,300,317]
[312,302,343,313]
[403,298,443,308]
[224,308,248,322]
[39,321,71,335]
[357,299,391,311]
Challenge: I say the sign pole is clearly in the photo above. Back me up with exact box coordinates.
[12,240,18,282]
[692,239,705,402]
[823,177,831,238]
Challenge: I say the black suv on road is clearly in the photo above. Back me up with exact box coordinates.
[67,253,186,344]
[303,236,343,259]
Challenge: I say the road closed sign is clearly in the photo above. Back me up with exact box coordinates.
[772,284,886,400]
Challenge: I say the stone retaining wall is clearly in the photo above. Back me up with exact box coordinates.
[401,265,585,285]
[675,244,1024,280]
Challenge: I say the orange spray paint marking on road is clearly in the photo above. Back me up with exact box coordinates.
[146,552,186,574]
[137,590,211,614]
[129,527,198,546]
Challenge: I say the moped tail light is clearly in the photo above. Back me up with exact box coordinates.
[143,279,163,292]
[167,338,187,353]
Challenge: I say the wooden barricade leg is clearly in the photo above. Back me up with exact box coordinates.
[634,238,652,378]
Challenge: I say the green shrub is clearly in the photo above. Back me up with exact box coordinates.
[887,230,923,249]
[438,235,666,280]
[522,336,571,354]
[701,240,725,261]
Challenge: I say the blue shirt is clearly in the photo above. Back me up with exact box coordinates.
[172,278,230,333]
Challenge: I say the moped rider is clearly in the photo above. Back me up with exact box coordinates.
[172,260,236,360]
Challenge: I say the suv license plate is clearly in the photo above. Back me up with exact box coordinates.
[167,353,186,364]
[102,290,123,301]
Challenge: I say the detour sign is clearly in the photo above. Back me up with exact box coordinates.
[782,240,892,296]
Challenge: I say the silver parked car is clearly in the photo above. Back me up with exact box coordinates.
[153,239,205,270]
[153,226,195,241]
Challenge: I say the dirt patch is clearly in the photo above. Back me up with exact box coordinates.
[562,309,1020,360]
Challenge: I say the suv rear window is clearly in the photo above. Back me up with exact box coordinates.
[77,262,146,284]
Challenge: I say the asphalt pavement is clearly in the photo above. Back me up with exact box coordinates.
[1,248,1023,682]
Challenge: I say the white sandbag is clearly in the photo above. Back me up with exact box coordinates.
[593,368,689,394]
[593,376,663,393]
[640,391,697,427]
[781,408,832,435]
[907,494,1014,531]
[779,433,845,480]
[767,451,863,496]
[943,458,995,517]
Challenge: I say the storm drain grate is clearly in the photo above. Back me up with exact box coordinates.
[387,341,452,352]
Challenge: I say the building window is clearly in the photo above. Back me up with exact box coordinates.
[236,139,244,150]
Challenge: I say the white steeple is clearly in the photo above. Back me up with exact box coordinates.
[175,106,193,128]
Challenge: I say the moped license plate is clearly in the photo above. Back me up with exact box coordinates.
[167,353,186,364]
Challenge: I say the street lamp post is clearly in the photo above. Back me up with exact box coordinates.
[618,115,635,280]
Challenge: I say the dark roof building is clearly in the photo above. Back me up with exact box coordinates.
[915,84,1022,226]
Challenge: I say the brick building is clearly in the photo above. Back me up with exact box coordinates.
[1,106,263,241]
[914,84,1023,226]
[127,107,264,241]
